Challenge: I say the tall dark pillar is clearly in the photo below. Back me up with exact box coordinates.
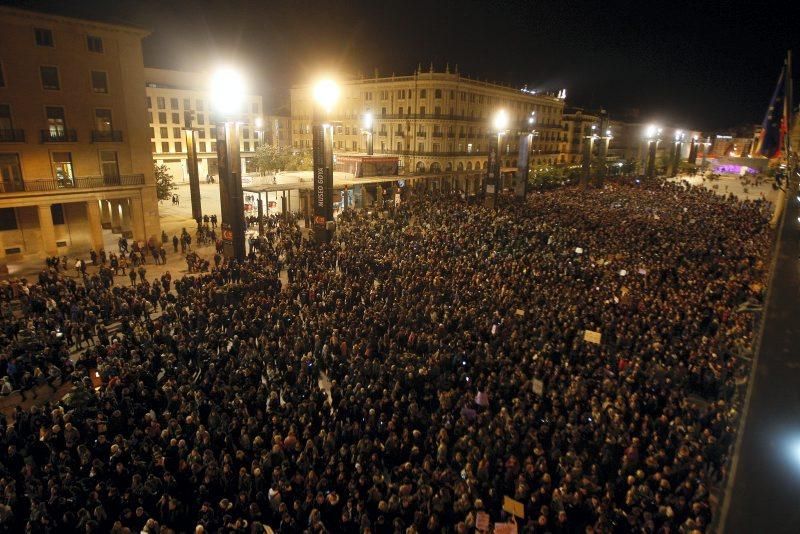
[581,135,594,187]
[257,197,264,237]
[216,121,245,260]
[515,132,532,198]
[646,140,657,178]
[597,113,610,188]
[312,118,334,242]
[184,127,202,221]
[670,141,682,177]
[485,134,502,208]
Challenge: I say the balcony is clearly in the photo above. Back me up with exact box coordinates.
[0,129,25,142]
[91,130,123,142]
[377,131,388,137]
[394,131,404,137]
[416,132,427,138]
[0,173,144,194]
[447,133,455,138]
[40,129,78,143]
[432,132,443,138]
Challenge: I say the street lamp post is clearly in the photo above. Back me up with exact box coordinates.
[644,124,662,179]
[254,116,265,238]
[670,130,684,177]
[182,110,202,222]
[210,66,247,261]
[486,109,508,209]
[688,135,698,165]
[363,112,374,156]
[701,136,711,173]
[514,112,535,199]
[598,117,612,188]
[581,124,598,188]
[312,78,339,243]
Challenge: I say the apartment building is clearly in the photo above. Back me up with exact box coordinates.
[144,68,265,181]
[0,6,160,268]
[290,68,566,174]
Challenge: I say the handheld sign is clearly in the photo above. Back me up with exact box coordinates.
[584,330,602,345]
[532,378,544,396]
[503,496,525,519]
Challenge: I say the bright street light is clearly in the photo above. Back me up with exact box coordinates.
[675,129,684,141]
[255,116,264,129]
[362,112,373,130]
[210,66,246,117]
[644,124,663,139]
[313,78,340,113]
[493,109,510,131]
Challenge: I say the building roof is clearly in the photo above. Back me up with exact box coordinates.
[0,5,150,37]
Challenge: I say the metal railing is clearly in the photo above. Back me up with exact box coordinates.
[0,173,144,194]
[91,130,123,142]
[40,129,77,143]
[0,129,25,142]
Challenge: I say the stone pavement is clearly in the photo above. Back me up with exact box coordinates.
[668,172,779,205]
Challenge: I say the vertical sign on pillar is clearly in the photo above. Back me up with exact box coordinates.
[646,140,657,178]
[515,133,531,198]
[184,127,202,221]
[312,122,333,242]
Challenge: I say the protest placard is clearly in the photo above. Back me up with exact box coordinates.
[503,496,525,518]
[584,330,602,344]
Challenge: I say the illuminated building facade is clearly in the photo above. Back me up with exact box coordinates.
[290,67,566,174]
[0,6,160,269]
[144,68,266,182]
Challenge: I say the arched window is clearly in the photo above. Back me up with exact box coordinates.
[482,161,488,170]
[445,162,453,171]
[466,162,473,170]
[416,161,425,173]
[457,162,464,171]
[430,162,441,173]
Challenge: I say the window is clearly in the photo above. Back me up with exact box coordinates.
[196,99,204,111]
[148,111,153,123]
[173,127,181,138]
[197,114,205,125]
[91,71,108,93]
[243,141,250,151]
[183,98,190,109]
[87,35,103,53]
[210,141,216,152]
[0,104,12,131]
[146,96,152,109]
[201,142,208,152]
[51,204,65,225]
[420,106,426,116]
[148,127,155,138]
[381,107,387,116]
[151,142,156,153]
[35,28,54,47]
[171,112,180,124]
[252,103,259,114]
[158,112,167,123]
[435,89,442,99]
[94,109,113,131]
[352,141,357,151]
[174,141,183,152]
[210,126,216,138]
[159,127,168,137]
[242,127,250,138]
[0,154,22,189]
[51,152,73,184]
[157,97,165,109]
[398,107,403,116]
[0,208,17,231]
[365,92,373,101]
[198,130,206,139]
[161,141,169,152]
[420,89,427,98]
[46,107,66,136]
[397,142,402,151]
[418,142,424,152]
[40,66,60,90]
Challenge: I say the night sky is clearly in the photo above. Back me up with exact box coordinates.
[3,0,797,130]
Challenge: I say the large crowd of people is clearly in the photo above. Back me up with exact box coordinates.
[0,180,772,533]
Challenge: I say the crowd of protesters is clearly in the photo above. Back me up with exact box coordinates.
[0,180,772,533]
